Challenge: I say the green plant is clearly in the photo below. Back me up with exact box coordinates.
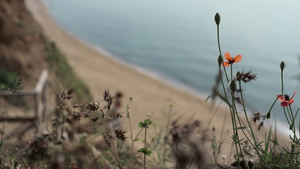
[0,68,27,106]
[138,119,153,169]
[0,67,20,91]
[45,42,92,103]
[212,12,300,169]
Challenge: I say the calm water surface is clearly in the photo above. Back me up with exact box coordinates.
[43,0,300,132]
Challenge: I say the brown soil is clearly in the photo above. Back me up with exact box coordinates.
[0,0,49,88]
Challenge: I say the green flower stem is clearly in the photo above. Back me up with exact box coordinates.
[222,63,230,83]
[234,110,270,169]
[294,109,300,136]
[217,24,222,56]
[288,106,297,141]
[237,80,270,168]
[285,107,293,127]
[281,68,284,94]
[231,93,244,165]
[230,108,241,163]
[216,19,229,83]
[126,99,134,154]
[217,18,241,164]
[219,67,228,101]
[230,64,233,81]
[238,81,257,143]
[287,106,296,166]
[218,66,241,161]
[144,127,147,169]
[283,108,291,126]
[267,97,279,118]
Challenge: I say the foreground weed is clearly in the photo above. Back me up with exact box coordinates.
[212,12,300,169]
[212,13,266,168]
[138,119,153,169]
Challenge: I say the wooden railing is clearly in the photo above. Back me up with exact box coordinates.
[0,70,49,123]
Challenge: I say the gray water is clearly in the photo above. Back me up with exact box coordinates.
[43,0,300,132]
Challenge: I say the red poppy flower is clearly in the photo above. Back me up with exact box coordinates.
[277,91,297,107]
[223,52,242,67]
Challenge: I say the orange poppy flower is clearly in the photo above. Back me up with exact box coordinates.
[223,52,242,67]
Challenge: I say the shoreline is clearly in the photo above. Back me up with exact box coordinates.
[25,0,290,160]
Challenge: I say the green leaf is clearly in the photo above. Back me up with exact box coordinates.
[137,147,152,156]
[138,119,153,128]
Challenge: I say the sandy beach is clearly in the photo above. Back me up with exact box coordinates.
[25,0,288,162]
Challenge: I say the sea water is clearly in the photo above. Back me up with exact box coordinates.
[43,0,300,135]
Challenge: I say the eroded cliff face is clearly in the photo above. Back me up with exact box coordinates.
[0,0,48,88]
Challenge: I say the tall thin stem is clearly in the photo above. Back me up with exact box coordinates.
[281,68,284,94]
[0,119,5,151]
[162,104,172,164]
[144,127,147,169]
[217,25,222,56]
[238,80,270,168]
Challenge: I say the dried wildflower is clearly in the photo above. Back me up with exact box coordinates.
[91,117,99,122]
[277,92,297,107]
[258,121,264,130]
[8,77,23,94]
[116,113,124,118]
[66,116,73,124]
[105,133,113,147]
[86,101,100,111]
[191,120,201,128]
[61,90,66,99]
[223,52,242,67]
[235,70,257,83]
[252,112,261,123]
[104,89,114,110]
[252,112,266,130]
[67,89,74,95]
[73,112,81,121]
[114,128,127,141]
[233,94,243,104]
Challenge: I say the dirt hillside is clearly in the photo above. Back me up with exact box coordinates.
[0,0,48,88]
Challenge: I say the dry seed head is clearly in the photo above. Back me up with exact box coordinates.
[67,89,74,95]
[236,71,241,81]
[115,128,127,141]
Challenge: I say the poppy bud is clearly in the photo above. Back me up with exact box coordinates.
[280,61,285,71]
[229,80,236,93]
[217,54,223,67]
[266,112,270,119]
[215,13,220,25]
